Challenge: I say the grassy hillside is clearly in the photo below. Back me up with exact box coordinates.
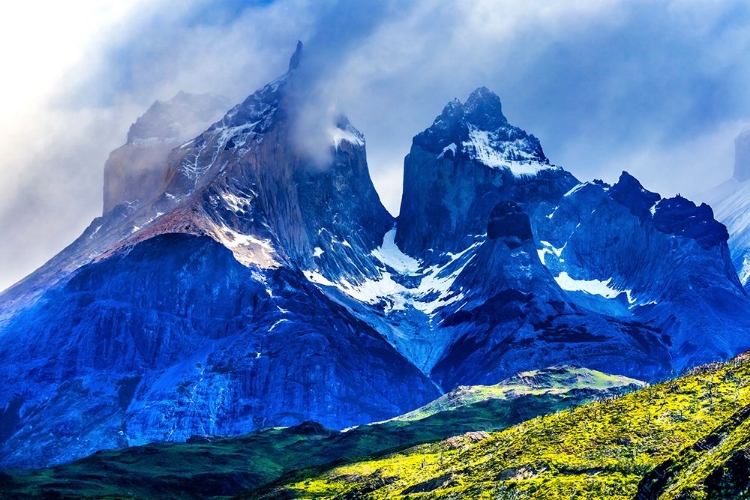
[0,367,635,499]
[250,353,750,499]
[636,401,750,499]
[394,366,643,422]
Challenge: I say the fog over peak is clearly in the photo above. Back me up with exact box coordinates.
[1,0,750,292]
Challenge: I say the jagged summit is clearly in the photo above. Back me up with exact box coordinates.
[607,171,728,249]
[103,91,230,214]
[464,86,509,130]
[608,171,661,220]
[288,40,303,71]
[126,91,231,145]
[398,87,566,258]
[413,87,548,169]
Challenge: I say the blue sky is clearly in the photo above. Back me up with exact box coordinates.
[1,0,750,291]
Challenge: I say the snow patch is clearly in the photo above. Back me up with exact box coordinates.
[564,182,588,197]
[740,256,750,285]
[268,319,288,332]
[222,190,254,213]
[650,200,660,216]
[212,226,279,269]
[309,234,483,317]
[554,272,634,303]
[371,229,421,274]
[313,247,324,258]
[462,125,552,177]
[437,143,457,159]
[330,126,364,148]
[537,241,566,265]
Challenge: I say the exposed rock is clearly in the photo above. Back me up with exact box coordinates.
[103,91,231,214]
[486,201,533,248]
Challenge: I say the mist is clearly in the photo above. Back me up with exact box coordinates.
[1,0,750,292]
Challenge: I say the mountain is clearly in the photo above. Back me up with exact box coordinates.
[0,366,641,499]
[389,87,749,387]
[704,128,750,288]
[103,91,232,214]
[392,365,644,423]
[0,42,748,469]
[251,351,750,499]
[0,43,437,469]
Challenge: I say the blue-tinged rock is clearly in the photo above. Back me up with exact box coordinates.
[653,195,728,249]
[0,233,438,468]
[486,201,534,247]
[608,171,661,220]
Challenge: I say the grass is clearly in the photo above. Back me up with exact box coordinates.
[250,353,750,499]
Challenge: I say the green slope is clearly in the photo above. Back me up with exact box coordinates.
[0,366,637,499]
[635,399,750,499]
[393,366,644,422]
[250,353,750,499]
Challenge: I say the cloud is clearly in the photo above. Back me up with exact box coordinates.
[1,0,750,291]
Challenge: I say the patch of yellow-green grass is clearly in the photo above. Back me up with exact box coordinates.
[660,417,750,499]
[394,366,644,422]
[256,355,750,499]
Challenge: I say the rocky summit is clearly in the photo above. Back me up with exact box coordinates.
[1,43,749,469]
[103,91,231,214]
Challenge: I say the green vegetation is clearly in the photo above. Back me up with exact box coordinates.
[636,396,750,499]
[0,366,633,499]
[394,366,643,422]
[251,354,750,499]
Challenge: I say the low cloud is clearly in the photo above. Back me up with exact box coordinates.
[2,0,750,291]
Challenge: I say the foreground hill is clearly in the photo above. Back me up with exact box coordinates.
[0,367,637,499]
[252,352,750,499]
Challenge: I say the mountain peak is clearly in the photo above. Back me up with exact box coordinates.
[103,91,230,214]
[464,86,508,130]
[288,40,303,71]
[608,170,661,220]
[414,88,547,168]
[127,92,231,145]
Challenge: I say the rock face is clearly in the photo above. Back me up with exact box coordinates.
[103,92,231,214]
[0,234,434,468]
[0,43,436,468]
[1,45,749,469]
[486,201,533,247]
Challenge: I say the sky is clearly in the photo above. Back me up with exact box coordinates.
[1,0,750,292]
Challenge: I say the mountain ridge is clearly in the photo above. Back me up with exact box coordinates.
[0,43,748,469]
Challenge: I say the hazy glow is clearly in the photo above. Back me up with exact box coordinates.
[0,2,142,120]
